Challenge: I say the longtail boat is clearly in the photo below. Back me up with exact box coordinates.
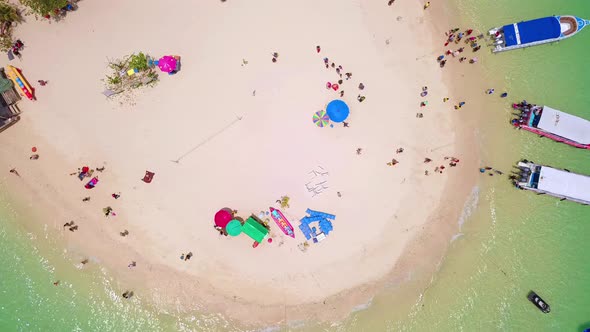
[269,207,295,238]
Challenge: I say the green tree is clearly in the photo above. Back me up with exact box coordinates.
[19,0,68,16]
[128,53,149,72]
[0,2,20,24]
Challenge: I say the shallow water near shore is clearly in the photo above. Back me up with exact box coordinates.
[1,1,590,332]
[321,0,590,331]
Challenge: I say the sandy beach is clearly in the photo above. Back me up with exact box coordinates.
[0,0,482,327]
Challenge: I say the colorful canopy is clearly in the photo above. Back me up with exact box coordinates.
[158,56,177,73]
[326,99,350,123]
[312,110,330,127]
[226,219,242,236]
[242,216,269,243]
[214,209,233,228]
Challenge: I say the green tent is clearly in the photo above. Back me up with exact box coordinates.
[242,216,268,243]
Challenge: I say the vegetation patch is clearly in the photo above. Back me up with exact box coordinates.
[104,52,159,96]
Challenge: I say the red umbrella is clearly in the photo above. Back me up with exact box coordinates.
[214,209,232,228]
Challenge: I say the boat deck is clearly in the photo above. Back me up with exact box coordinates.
[537,166,590,203]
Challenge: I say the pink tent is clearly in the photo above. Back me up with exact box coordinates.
[214,209,232,228]
[158,56,177,73]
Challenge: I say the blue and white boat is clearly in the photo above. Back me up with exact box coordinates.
[489,15,590,53]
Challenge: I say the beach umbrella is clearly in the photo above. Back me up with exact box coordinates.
[214,209,233,228]
[226,219,242,236]
[312,110,330,127]
[326,99,350,123]
[157,56,177,73]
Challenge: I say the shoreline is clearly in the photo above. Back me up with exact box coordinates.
[0,0,484,328]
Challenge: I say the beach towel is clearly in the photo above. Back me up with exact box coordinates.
[142,171,155,183]
[85,177,99,189]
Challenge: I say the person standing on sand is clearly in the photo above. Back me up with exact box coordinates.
[424,2,430,9]
[388,0,395,5]
[343,121,349,127]
[9,168,20,177]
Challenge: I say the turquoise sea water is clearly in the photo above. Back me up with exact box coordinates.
[1,1,590,331]
[329,1,590,331]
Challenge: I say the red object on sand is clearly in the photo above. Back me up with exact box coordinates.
[81,166,89,173]
[316,46,321,53]
[32,147,37,152]
[268,238,273,243]
[142,171,155,183]
[326,82,332,89]
[331,84,339,91]
[214,209,232,228]
[252,241,259,248]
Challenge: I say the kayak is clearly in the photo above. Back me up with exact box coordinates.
[269,207,295,238]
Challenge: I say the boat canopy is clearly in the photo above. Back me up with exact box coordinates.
[503,17,561,46]
[537,106,590,144]
[537,167,590,202]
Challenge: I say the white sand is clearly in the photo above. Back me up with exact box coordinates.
[0,0,477,326]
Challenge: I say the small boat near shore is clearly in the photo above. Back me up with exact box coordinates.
[489,15,590,53]
[527,291,551,313]
[511,100,590,149]
[512,160,590,205]
[269,207,295,238]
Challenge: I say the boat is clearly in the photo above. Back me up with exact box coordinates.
[527,291,551,313]
[511,101,590,149]
[512,160,590,205]
[269,207,295,238]
[489,15,590,53]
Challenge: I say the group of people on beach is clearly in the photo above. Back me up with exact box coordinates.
[437,27,485,67]
[319,46,367,127]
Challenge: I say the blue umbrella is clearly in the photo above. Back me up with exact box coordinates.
[326,100,350,123]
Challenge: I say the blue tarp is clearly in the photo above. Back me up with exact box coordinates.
[503,16,561,47]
